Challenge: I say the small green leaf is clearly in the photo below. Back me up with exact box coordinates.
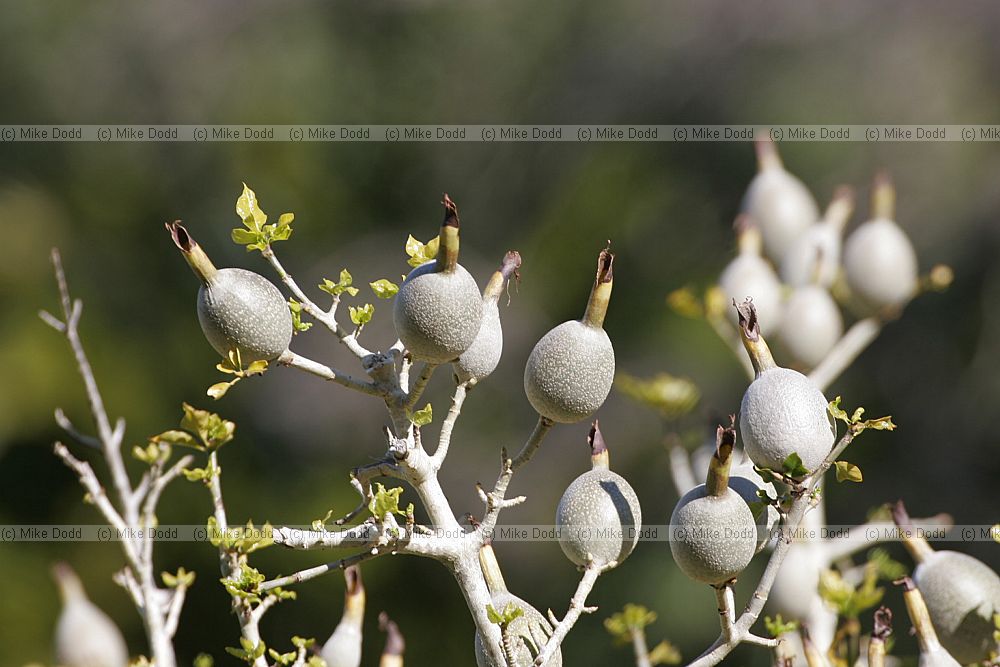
[666,287,704,319]
[176,403,236,450]
[150,429,200,450]
[277,212,295,226]
[764,615,799,637]
[349,303,374,327]
[288,298,313,333]
[311,509,335,531]
[207,381,236,399]
[648,640,682,666]
[370,278,400,299]
[860,416,896,431]
[867,548,908,581]
[486,602,524,625]
[319,269,360,298]
[236,183,267,231]
[231,228,259,245]
[409,403,433,426]
[193,653,214,667]
[782,452,810,478]
[605,604,658,644]
[368,483,405,520]
[615,373,700,420]
[182,467,208,482]
[829,396,850,424]
[834,461,863,483]
[291,637,316,650]
[991,524,1000,544]
[405,234,440,267]
[162,567,196,589]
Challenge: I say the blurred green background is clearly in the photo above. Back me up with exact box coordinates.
[2,1,999,665]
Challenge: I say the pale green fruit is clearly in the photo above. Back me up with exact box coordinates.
[778,285,843,368]
[739,367,834,474]
[556,468,641,567]
[474,592,561,667]
[719,252,784,337]
[742,141,820,262]
[54,563,129,667]
[169,221,292,363]
[394,260,483,363]
[844,217,917,310]
[456,299,502,384]
[670,485,757,585]
[197,267,292,363]
[914,551,1000,664]
[524,320,614,423]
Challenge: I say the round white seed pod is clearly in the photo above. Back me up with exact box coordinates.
[54,563,129,667]
[782,222,842,288]
[739,366,834,474]
[456,300,502,384]
[524,320,615,423]
[719,254,784,337]
[556,468,642,567]
[394,260,483,363]
[914,551,1000,664]
[670,485,758,585]
[778,285,843,369]
[742,141,820,262]
[197,267,293,363]
[844,218,918,311]
[474,592,561,667]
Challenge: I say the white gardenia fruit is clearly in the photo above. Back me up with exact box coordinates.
[781,186,854,288]
[556,422,642,567]
[843,174,918,311]
[168,222,293,363]
[53,562,129,667]
[524,248,615,423]
[394,195,483,363]
[894,501,1000,664]
[735,300,834,474]
[455,251,521,385]
[719,221,783,337]
[669,425,758,585]
[742,137,820,263]
[778,284,843,369]
[320,566,365,667]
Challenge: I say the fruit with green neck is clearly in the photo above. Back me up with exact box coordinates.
[474,542,562,666]
[742,137,820,262]
[555,421,642,568]
[781,186,854,288]
[167,221,292,363]
[719,218,783,337]
[394,195,483,363]
[778,284,843,368]
[669,424,758,585]
[843,173,918,312]
[455,250,521,385]
[896,577,962,667]
[736,299,834,474]
[53,562,129,667]
[524,248,615,423]
[893,501,1000,664]
[321,566,365,667]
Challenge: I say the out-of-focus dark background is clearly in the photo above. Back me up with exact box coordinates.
[2,1,999,665]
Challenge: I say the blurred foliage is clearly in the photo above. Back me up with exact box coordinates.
[2,1,1000,665]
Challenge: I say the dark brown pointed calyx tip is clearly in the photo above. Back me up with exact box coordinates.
[166,220,194,253]
[344,564,363,596]
[893,576,916,592]
[873,606,893,641]
[442,193,460,228]
[588,420,608,456]
[714,417,736,465]
[597,246,614,284]
[379,612,406,656]
[734,298,760,342]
